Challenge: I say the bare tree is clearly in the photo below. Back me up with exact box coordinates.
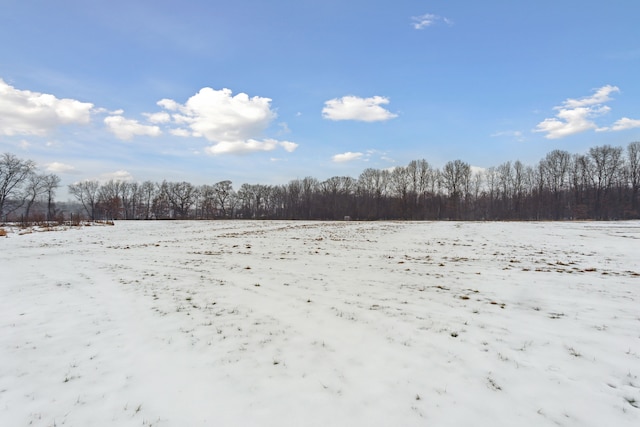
[139,181,156,219]
[628,142,640,213]
[198,184,216,219]
[23,173,48,221]
[152,181,172,219]
[0,153,36,220]
[68,180,100,220]
[540,150,571,219]
[390,166,411,218]
[236,183,254,218]
[441,160,471,219]
[358,168,388,219]
[496,161,513,216]
[588,145,623,218]
[512,161,526,217]
[213,180,234,218]
[120,182,140,220]
[301,176,319,219]
[570,154,592,218]
[285,179,302,218]
[483,167,498,218]
[98,180,124,219]
[165,181,197,219]
[42,174,61,221]
[413,159,436,218]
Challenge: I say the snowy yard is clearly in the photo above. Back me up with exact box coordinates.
[1,220,639,426]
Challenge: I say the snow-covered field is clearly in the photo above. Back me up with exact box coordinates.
[1,220,639,426]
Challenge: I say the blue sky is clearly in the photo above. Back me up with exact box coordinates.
[1,0,639,196]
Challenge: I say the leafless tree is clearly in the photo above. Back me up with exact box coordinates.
[570,154,592,218]
[628,142,640,212]
[23,173,48,221]
[97,180,124,219]
[358,168,389,219]
[198,184,216,219]
[441,160,471,219]
[42,174,61,221]
[152,181,172,219]
[390,166,411,218]
[68,180,100,220]
[213,180,234,218]
[284,179,302,218]
[0,153,36,220]
[588,145,623,218]
[540,150,571,219]
[301,176,319,219]
[496,161,513,215]
[139,181,156,219]
[119,181,140,219]
[165,181,197,219]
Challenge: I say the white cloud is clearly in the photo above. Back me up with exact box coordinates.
[490,130,525,142]
[170,128,191,137]
[279,141,299,152]
[322,96,397,122]
[535,107,606,139]
[607,117,640,132]
[156,87,296,155]
[204,138,297,155]
[101,170,134,182]
[45,162,76,173]
[157,98,179,111]
[104,115,162,140]
[332,152,364,163]
[94,107,124,115]
[204,140,273,155]
[533,85,634,139]
[562,85,619,108]
[143,111,171,124]
[411,13,453,30]
[0,78,93,136]
[159,87,275,141]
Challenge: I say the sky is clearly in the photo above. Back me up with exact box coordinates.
[1,0,639,198]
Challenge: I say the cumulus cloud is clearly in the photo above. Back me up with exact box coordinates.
[411,13,453,29]
[156,87,296,155]
[45,162,76,174]
[534,106,607,139]
[0,78,93,136]
[322,96,398,122]
[332,152,364,163]
[534,85,640,139]
[104,115,162,140]
[602,117,640,132]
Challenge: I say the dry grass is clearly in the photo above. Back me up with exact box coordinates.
[0,228,6,237]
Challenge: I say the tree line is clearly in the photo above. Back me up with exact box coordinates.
[2,141,639,223]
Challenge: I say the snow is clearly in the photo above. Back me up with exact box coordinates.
[1,220,639,426]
